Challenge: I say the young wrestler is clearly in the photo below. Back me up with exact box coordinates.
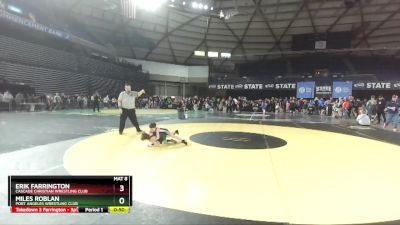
[141,123,188,147]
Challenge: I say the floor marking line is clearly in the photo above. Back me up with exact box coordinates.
[332,124,381,142]
[37,164,65,175]
[249,112,255,121]
[0,137,86,156]
[259,124,293,224]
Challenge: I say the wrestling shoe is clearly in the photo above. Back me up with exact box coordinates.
[182,140,188,145]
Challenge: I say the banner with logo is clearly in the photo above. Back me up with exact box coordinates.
[208,80,400,91]
[296,82,315,99]
[315,85,332,96]
[0,9,70,40]
[352,81,400,90]
[332,81,352,98]
[208,81,296,90]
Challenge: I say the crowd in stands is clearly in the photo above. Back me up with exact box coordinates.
[0,91,119,111]
[1,90,398,131]
[0,91,173,112]
[167,95,399,131]
[136,94,399,131]
[173,96,378,119]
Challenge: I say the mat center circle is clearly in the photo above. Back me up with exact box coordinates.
[189,131,287,149]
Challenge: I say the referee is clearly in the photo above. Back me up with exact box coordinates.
[118,83,145,134]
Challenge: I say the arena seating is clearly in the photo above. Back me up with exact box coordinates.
[0,35,148,96]
[237,55,397,80]
[0,61,125,96]
[0,35,78,72]
[0,35,147,78]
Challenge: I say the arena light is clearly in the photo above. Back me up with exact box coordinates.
[183,1,186,5]
[194,50,205,56]
[221,52,231,58]
[7,5,22,14]
[208,51,218,58]
[135,0,168,12]
[190,1,212,11]
[211,6,213,10]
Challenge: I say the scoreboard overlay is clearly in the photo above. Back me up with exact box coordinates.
[8,176,132,214]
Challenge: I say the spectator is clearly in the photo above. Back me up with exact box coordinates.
[355,98,363,117]
[226,97,233,113]
[366,95,377,122]
[342,98,351,119]
[103,95,110,108]
[326,99,333,116]
[3,91,14,103]
[82,96,88,108]
[333,100,341,118]
[357,109,371,126]
[261,99,267,115]
[15,92,24,110]
[52,93,62,111]
[318,98,325,114]
[77,95,83,109]
[285,100,290,113]
[271,98,277,113]
[111,97,118,108]
[383,95,399,132]
[376,95,386,125]
[289,100,296,114]
[93,93,100,112]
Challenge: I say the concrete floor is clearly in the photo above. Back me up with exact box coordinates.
[0,109,399,225]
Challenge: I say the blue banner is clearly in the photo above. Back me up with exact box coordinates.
[332,81,352,98]
[296,82,315,99]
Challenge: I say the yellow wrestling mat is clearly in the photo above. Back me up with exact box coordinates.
[63,123,400,225]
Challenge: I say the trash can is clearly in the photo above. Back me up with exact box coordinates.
[178,108,185,120]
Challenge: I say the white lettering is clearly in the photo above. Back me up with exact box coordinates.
[366,82,391,89]
[15,202,26,205]
[85,207,101,213]
[34,196,60,202]
[16,196,33,201]
[0,9,69,39]
[15,184,29,189]
[316,86,331,92]
[276,83,296,89]
[217,84,235,90]
[244,84,263,89]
